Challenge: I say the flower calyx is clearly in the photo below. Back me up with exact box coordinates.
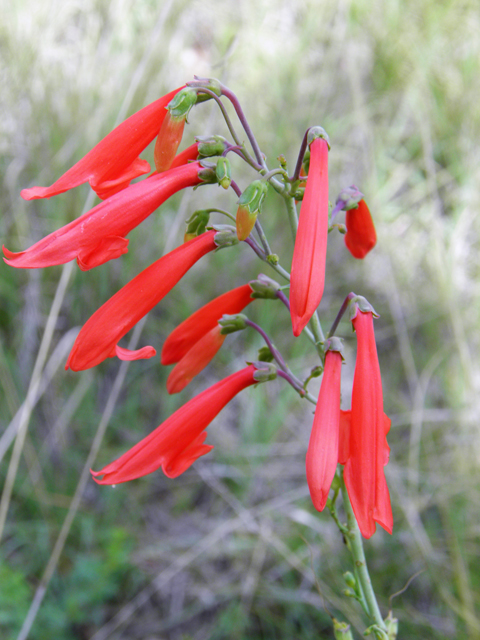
[196,159,218,185]
[211,224,239,249]
[196,135,228,158]
[218,313,248,335]
[307,126,331,150]
[335,184,364,211]
[332,619,354,640]
[236,180,269,241]
[184,209,210,242]
[248,274,281,300]
[324,336,346,361]
[257,346,275,363]
[251,361,278,383]
[186,76,223,99]
[215,157,232,190]
[348,295,379,321]
[167,87,198,121]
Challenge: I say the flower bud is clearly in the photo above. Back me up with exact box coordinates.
[332,619,354,640]
[385,612,399,639]
[335,185,364,211]
[196,135,228,157]
[236,180,269,241]
[218,313,248,334]
[248,274,281,299]
[252,361,278,383]
[343,571,357,590]
[257,346,274,363]
[184,209,210,243]
[215,157,232,190]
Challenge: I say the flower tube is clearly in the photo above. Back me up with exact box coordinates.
[65,230,220,371]
[21,87,183,201]
[343,303,393,538]
[290,131,329,336]
[91,363,274,483]
[161,283,254,365]
[344,199,377,259]
[306,344,343,511]
[4,162,208,271]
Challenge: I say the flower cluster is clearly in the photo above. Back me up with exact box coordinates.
[6,78,390,542]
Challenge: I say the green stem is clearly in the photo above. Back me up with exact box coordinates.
[341,478,388,633]
[284,194,299,241]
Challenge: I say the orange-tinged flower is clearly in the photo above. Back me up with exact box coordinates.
[4,162,205,271]
[154,113,187,173]
[170,142,200,169]
[166,325,226,394]
[344,199,377,259]
[290,136,329,336]
[306,349,343,511]
[343,309,393,538]
[65,231,218,371]
[21,87,183,201]
[161,283,254,365]
[91,364,259,483]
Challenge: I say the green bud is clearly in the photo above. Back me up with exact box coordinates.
[196,135,228,157]
[333,618,354,640]
[257,346,274,363]
[293,186,305,200]
[236,179,268,240]
[343,571,357,590]
[307,126,331,149]
[184,209,210,243]
[215,157,231,189]
[168,87,198,119]
[248,274,281,299]
[385,612,399,639]
[252,361,278,383]
[218,314,247,334]
[342,588,356,598]
[266,253,279,266]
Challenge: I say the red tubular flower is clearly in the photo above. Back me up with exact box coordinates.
[306,349,343,511]
[166,325,226,394]
[4,162,205,271]
[343,309,393,539]
[170,142,200,169]
[290,135,329,336]
[91,364,259,483]
[161,283,254,365]
[65,230,218,371]
[21,87,183,201]
[344,199,377,259]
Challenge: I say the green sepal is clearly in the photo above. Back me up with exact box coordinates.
[238,180,268,214]
[251,361,278,383]
[212,225,239,249]
[218,314,247,334]
[167,87,198,119]
[248,274,281,299]
[324,336,346,361]
[336,185,364,210]
[215,157,231,190]
[196,135,228,157]
[333,618,354,640]
[307,126,331,149]
[349,295,379,321]
[257,346,274,363]
[184,209,210,242]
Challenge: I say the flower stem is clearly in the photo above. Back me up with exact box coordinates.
[284,194,299,241]
[341,476,388,633]
[327,292,356,338]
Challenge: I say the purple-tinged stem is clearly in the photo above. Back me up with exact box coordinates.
[275,289,290,311]
[327,292,357,338]
[230,179,242,198]
[291,129,310,183]
[220,85,265,168]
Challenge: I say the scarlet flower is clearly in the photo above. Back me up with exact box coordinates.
[170,142,200,169]
[91,364,260,483]
[343,308,393,538]
[306,349,343,511]
[65,230,218,371]
[344,199,377,259]
[290,135,329,336]
[161,283,254,365]
[21,87,182,201]
[162,283,255,394]
[166,326,226,394]
[4,162,206,271]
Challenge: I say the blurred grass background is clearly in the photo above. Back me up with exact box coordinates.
[1,0,480,638]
